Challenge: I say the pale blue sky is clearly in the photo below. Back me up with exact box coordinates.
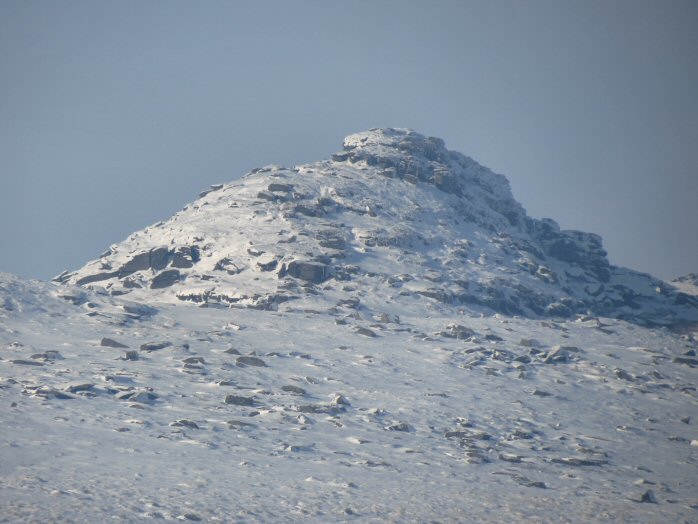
[1,0,697,280]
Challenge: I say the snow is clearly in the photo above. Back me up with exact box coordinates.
[1,129,697,522]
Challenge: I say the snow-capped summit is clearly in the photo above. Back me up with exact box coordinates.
[57,128,697,327]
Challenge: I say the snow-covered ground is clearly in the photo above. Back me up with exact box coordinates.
[2,275,697,522]
[2,129,697,522]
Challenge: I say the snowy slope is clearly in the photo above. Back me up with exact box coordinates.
[2,129,698,523]
[672,273,698,297]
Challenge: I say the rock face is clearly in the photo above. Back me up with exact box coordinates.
[58,128,698,327]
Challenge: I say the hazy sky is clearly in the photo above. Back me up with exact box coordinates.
[1,0,697,281]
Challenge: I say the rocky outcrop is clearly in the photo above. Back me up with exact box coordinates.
[283,261,330,284]
[60,128,697,326]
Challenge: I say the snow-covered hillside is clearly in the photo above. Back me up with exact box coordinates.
[58,128,698,327]
[1,129,697,523]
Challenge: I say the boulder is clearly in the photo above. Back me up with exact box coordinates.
[100,337,129,348]
[224,395,256,406]
[140,341,172,351]
[236,356,267,367]
[268,183,294,192]
[150,270,181,289]
[119,247,170,276]
[171,246,200,269]
[286,261,329,283]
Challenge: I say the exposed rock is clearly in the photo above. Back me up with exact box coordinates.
[118,391,158,404]
[257,259,278,272]
[170,419,199,429]
[150,269,181,289]
[34,388,74,400]
[439,324,475,340]
[100,337,129,348]
[120,247,169,276]
[227,419,256,429]
[286,261,329,283]
[532,389,553,397]
[214,257,243,275]
[614,368,634,381]
[332,394,350,406]
[544,345,579,364]
[224,395,256,406]
[672,356,698,368]
[639,489,658,503]
[268,183,294,192]
[386,422,412,432]
[236,356,267,367]
[281,385,306,395]
[122,303,158,317]
[551,457,608,467]
[171,246,200,269]
[65,383,95,393]
[76,271,119,286]
[354,327,377,338]
[140,341,173,352]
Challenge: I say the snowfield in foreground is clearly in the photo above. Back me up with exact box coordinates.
[2,277,697,523]
[1,128,697,522]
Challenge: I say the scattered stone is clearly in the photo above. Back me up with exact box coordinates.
[224,348,241,355]
[297,404,340,414]
[11,359,43,366]
[170,419,199,429]
[35,388,75,400]
[182,357,206,365]
[100,337,129,348]
[499,453,524,463]
[228,419,256,429]
[513,475,546,489]
[65,383,95,393]
[354,327,377,338]
[129,391,158,404]
[614,368,634,381]
[268,183,294,192]
[551,457,608,467]
[224,395,256,406]
[673,357,698,368]
[140,341,172,352]
[386,422,412,432]
[639,489,658,503]
[281,385,306,395]
[332,394,350,406]
[337,297,360,309]
[122,303,158,318]
[532,389,553,397]
[519,338,540,348]
[30,351,62,361]
[544,345,579,364]
[123,351,139,361]
[257,259,278,272]
[236,356,267,367]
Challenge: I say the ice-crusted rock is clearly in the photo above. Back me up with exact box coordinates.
[58,128,698,327]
